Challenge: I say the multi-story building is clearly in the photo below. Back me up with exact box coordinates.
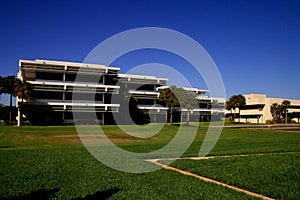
[226,94,300,123]
[17,59,224,125]
[18,59,122,125]
[112,74,168,124]
[156,86,225,123]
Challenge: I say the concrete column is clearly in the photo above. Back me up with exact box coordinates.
[180,112,183,126]
[62,66,66,125]
[17,108,21,126]
[102,74,106,125]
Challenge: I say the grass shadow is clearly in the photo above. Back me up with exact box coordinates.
[0,188,59,200]
[75,188,121,200]
[0,146,13,149]
[171,123,197,127]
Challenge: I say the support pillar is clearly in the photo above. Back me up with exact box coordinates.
[17,108,21,126]
[102,112,105,125]
[102,72,105,125]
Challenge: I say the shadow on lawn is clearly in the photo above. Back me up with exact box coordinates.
[0,188,120,200]
[0,188,59,200]
[75,188,121,200]
[0,146,13,149]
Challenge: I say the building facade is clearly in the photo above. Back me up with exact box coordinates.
[226,94,300,123]
[17,59,224,125]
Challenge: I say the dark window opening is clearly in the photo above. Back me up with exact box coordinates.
[36,72,63,81]
[137,99,154,105]
[34,91,63,100]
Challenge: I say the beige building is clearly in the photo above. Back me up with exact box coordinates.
[226,94,300,123]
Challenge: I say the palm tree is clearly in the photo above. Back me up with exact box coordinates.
[270,103,280,122]
[227,98,237,122]
[0,76,4,95]
[228,94,246,123]
[2,76,17,126]
[15,79,33,126]
[281,100,291,124]
[119,86,138,124]
[225,100,234,121]
[158,86,179,125]
[176,88,198,126]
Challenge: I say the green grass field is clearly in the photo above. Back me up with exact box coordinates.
[0,125,299,199]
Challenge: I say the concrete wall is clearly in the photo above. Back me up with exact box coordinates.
[226,94,300,124]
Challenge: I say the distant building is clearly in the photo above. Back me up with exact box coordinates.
[226,94,300,123]
[156,86,225,122]
[17,59,225,125]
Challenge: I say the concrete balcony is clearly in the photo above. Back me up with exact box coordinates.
[118,74,167,85]
[240,109,263,115]
[24,99,119,112]
[29,80,119,94]
[128,90,160,99]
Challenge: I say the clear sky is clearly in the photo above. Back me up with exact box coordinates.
[0,0,300,105]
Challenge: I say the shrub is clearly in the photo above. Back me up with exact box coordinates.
[266,119,275,124]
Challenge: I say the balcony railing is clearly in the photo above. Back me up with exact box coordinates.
[128,90,159,99]
[29,81,119,94]
[25,100,120,112]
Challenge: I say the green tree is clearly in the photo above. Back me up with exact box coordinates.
[158,86,179,125]
[227,94,246,123]
[225,100,234,121]
[281,100,291,124]
[270,103,282,123]
[291,112,300,123]
[0,76,4,94]
[176,88,198,126]
[1,76,17,126]
[15,79,33,126]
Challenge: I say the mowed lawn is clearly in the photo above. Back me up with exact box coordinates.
[0,125,299,199]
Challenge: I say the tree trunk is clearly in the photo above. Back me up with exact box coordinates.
[20,97,24,126]
[187,110,190,126]
[9,93,12,126]
[233,108,236,123]
[165,110,168,125]
[285,107,288,124]
[180,112,183,126]
[170,105,173,126]
[238,108,241,123]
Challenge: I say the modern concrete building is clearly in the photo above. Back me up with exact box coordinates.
[18,59,121,125]
[17,59,225,125]
[113,73,168,124]
[156,86,225,122]
[226,94,300,123]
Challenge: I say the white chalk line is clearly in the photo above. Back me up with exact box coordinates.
[146,152,299,200]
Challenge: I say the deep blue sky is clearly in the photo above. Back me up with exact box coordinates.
[1,0,300,105]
